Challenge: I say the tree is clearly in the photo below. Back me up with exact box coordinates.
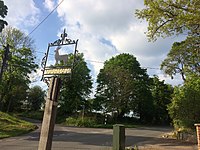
[0,27,38,112]
[135,0,200,41]
[161,36,200,81]
[27,86,45,111]
[168,74,200,129]
[95,53,154,122]
[136,0,200,79]
[150,76,173,124]
[58,53,93,115]
[0,0,8,32]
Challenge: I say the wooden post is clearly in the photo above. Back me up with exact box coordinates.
[113,124,125,150]
[195,124,200,150]
[38,77,61,150]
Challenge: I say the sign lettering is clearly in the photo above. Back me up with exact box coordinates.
[44,68,71,75]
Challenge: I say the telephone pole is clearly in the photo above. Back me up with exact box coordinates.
[0,44,9,82]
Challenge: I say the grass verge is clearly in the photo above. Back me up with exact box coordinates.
[0,111,37,139]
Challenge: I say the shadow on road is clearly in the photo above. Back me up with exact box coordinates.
[24,128,196,148]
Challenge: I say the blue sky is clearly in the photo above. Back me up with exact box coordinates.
[4,0,185,93]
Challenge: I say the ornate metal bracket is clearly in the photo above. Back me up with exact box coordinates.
[49,29,77,46]
[41,29,79,85]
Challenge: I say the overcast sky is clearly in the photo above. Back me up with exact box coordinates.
[4,0,185,92]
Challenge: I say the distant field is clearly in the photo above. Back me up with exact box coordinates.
[0,111,37,138]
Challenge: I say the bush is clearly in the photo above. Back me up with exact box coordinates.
[65,117,77,126]
[76,117,96,127]
[65,117,96,127]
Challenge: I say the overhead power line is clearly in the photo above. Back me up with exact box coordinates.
[86,60,104,64]
[28,0,64,36]
[144,67,160,70]
[24,1,161,72]
[27,0,159,71]
[34,50,160,70]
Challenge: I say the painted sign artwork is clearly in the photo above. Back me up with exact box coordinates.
[41,29,78,84]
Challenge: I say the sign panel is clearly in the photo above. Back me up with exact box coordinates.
[44,67,71,75]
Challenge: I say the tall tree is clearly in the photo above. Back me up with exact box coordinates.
[95,53,153,122]
[150,76,173,124]
[27,86,45,111]
[135,0,200,41]
[58,53,93,115]
[161,36,200,81]
[0,0,8,32]
[0,27,38,112]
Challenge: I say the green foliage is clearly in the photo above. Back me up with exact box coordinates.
[150,76,173,124]
[168,74,200,129]
[135,0,200,41]
[64,116,139,129]
[0,111,37,138]
[0,27,38,112]
[161,36,200,81]
[65,117,77,126]
[95,53,154,122]
[0,0,8,32]
[17,111,44,120]
[65,117,96,127]
[58,53,93,115]
[27,86,45,111]
[139,0,200,129]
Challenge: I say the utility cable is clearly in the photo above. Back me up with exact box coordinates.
[28,0,64,36]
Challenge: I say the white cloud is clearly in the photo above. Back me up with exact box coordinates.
[4,0,185,92]
[57,0,142,36]
[45,0,184,86]
[157,73,183,86]
[56,1,144,73]
[38,0,184,86]
[4,0,40,28]
[43,0,56,11]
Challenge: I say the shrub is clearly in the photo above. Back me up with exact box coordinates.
[65,117,96,127]
[76,117,96,127]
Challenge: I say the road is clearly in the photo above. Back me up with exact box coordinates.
[0,121,197,150]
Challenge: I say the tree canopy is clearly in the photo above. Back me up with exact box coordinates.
[0,27,38,112]
[150,76,173,124]
[160,36,200,81]
[58,53,93,115]
[27,86,45,111]
[168,74,200,129]
[95,53,154,122]
[0,0,8,32]
[135,0,200,41]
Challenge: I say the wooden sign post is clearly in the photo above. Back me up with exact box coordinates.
[38,77,61,150]
[38,29,78,150]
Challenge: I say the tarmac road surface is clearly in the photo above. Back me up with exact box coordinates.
[0,121,197,150]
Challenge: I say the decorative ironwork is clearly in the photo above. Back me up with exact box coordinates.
[49,29,77,46]
[41,53,47,69]
[41,29,79,85]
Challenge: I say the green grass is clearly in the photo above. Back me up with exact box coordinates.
[0,111,37,139]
